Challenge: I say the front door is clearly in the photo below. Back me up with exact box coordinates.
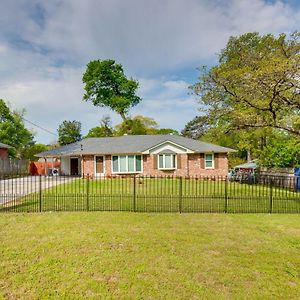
[70,157,79,175]
[95,156,104,177]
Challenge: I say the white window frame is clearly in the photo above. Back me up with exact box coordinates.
[158,154,177,170]
[111,155,143,173]
[204,153,214,169]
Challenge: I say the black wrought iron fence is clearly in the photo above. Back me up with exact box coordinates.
[0,174,299,213]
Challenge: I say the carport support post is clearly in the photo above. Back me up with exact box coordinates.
[39,175,42,212]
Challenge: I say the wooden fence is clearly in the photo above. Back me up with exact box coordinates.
[0,158,29,175]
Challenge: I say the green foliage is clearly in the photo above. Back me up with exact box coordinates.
[114,115,180,136]
[259,134,300,168]
[191,32,300,135]
[228,154,246,169]
[21,143,48,161]
[156,128,179,135]
[83,59,141,121]
[114,115,179,136]
[181,115,211,139]
[114,115,157,135]
[58,120,82,146]
[0,99,34,157]
[186,32,300,167]
[86,116,114,138]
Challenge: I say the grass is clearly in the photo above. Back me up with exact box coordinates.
[1,177,300,213]
[1,213,300,299]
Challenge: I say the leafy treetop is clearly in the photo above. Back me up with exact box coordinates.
[58,120,82,146]
[191,32,300,136]
[0,99,34,157]
[82,59,141,121]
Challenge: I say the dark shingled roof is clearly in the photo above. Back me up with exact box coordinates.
[36,135,236,157]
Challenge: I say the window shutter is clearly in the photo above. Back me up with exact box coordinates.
[153,154,158,169]
[200,153,205,169]
[214,153,219,169]
[177,154,181,169]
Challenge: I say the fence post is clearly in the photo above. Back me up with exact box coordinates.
[269,177,273,214]
[133,175,136,212]
[39,175,42,212]
[86,174,90,211]
[224,176,228,213]
[179,176,182,214]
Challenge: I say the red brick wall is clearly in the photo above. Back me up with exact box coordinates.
[142,154,189,177]
[0,148,8,159]
[81,153,228,177]
[82,155,94,177]
[81,155,112,178]
[105,155,112,175]
[188,153,228,177]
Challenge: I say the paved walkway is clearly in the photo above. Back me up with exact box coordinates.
[0,176,76,205]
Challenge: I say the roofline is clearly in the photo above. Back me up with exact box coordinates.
[36,149,236,158]
[0,143,12,149]
[142,139,194,154]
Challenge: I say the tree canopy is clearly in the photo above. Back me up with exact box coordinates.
[191,32,300,135]
[86,116,114,138]
[114,115,179,136]
[82,59,141,121]
[115,115,158,135]
[58,120,82,145]
[181,115,211,139]
[22,143,49,161]
[0,99,34,157]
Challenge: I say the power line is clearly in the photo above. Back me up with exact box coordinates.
[22,117,57,137]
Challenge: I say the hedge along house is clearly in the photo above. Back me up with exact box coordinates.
[36,135,235,178]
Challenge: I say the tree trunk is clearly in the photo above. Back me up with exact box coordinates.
[247,150,252,162]
[120,112,127,122]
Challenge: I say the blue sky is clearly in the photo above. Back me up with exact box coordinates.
[0,0,299,143]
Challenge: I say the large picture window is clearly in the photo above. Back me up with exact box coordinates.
[205,153,214,169]
[112,155,142,173]
[158,154,176,169]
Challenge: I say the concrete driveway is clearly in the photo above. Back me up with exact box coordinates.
[0,176,76,205]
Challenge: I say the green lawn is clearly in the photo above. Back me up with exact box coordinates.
[1,213,300,299]
[1,177,300,213]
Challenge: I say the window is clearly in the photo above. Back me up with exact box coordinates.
[205,153,214,169]
[158,154,176,169]
[112,155,142,173]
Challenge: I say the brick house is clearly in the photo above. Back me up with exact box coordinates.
[0,142,11,159]
[36,135,235,177]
